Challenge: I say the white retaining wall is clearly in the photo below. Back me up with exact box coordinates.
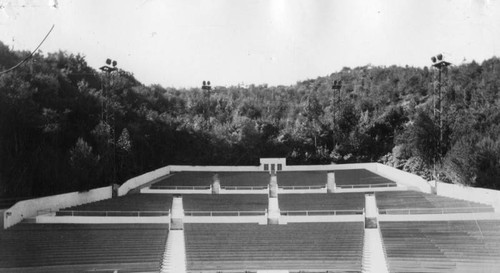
[4,186,112,229]
[374,163,433,193]
[169,165,261,172]
[118,166,171,196]
[285,163,377,172]
[436,182,500,212]
[36,214,170,224]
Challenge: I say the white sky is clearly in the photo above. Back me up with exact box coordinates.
[1,0,499,88]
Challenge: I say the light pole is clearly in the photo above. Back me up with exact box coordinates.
[201,81,212,127]
[99,58,118,184]
[430,53,451,192]
[331,80,342,149]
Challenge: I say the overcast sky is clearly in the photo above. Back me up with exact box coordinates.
[1,0,499,88]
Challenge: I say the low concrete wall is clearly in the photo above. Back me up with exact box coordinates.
[140,187,212,194]
[436,182,500,212]
[281,215,364,223]
[184,216,266,224]
[36,214,169,224]
[335,186,408,193]
[285,163,377,172]
[277,188,327,194]
[169,165,261,172]
[379,212,500,222]
[118,166,171,196]
[375,163,433,193]
[4,186,112,229]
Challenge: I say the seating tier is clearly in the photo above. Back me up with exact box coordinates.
[184,222,364,272]
[57,194,173,214]
[376,191,494,213]
[0,223,168,271]
[279,193,365,211]
[335,169,396,186]
[277,171,327,186]
[380,221,500,273]
[151,172,270,187]
[183,194,268,212]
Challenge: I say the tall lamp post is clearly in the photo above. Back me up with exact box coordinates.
[331,80,342,149]
[201,81,212,127]
[430,54,451,193]
[99,58,118,184]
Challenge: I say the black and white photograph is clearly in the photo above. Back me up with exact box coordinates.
[1,0,500,272]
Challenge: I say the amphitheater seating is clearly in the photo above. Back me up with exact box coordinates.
[152,172,214,187]
[279,193,365,212]
[151,172,270,188]
[277,171,327,186]
[380,220,500,273]
[376,191,494,213]
[183,194,268,212]
[0,223,168,271]
[218,172,270,186]
[56,194,173,216]
[184,222,364,272]
[335,169,396,186]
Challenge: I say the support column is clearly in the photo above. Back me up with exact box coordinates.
[364,193,378,228]
[212,174,221,194]
[268,174,280,224]
[170,194,184,230]
[327,172,336,193]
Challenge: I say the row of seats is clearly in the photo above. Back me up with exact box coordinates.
[184,194,268,212]
[55,191,493,215]
[380,221,500,273]
[152,172,271,187]
[150,169,397,188]
[57,194,173,215]
[279,193,365,211]
[0,223,168,271]
[184,222,364,272]
[376,191,494,212]
[335,169,396,186]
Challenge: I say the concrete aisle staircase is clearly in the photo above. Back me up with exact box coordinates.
[160,195,187,273]
[160,229,186,273]
[362,193,389,273]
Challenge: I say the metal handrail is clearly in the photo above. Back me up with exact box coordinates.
[56,210,170,217]
[378,206,493,215]
[278,185,326,190]
[184,210,266,216]
[280,209,364,216]
[337,183,397,189]
[221,186,268,190]
[149,185,211,190]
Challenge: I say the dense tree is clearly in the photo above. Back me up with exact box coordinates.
[1,40,500,197]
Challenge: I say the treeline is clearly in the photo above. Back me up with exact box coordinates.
[1,41,499,197]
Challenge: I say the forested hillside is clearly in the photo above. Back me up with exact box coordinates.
[1,41,499,197]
